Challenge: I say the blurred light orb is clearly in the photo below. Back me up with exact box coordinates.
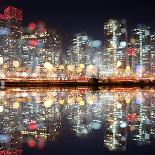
[90,40,102,47]
[59,65,64,70]
[0,134,10,143]
[13,61,19,68]
[90,121,102,130]
[44,100,52,107]
[67,98,74,104]
[120,41,127,48]
[82,36,88,40]
[120,121,127,128]
[59,99,64,105]
[0,57,3,64]
[76,67,83,73]
[117,61,122,67]
[0,106,4,112]
[86,95,97,105]
[44,62,52,69]
[13,102,20,109]
[67,65,75,72]
[130,38,136,44]
[130,125,136,131]
[79,100,85,106]
[22,72,28,77]
[28,22,37,31]
[86,65,97,74]
[121,28,126,33]
[121,136,126,142]
[21,92,28,97]
[0,28,9,35]
[79,64,85,69]
[28,139,36,148]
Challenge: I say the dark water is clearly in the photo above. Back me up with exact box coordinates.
[0,87,155,155]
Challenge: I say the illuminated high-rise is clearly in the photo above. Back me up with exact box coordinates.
[104,19,128,75]
[1,6,23,72]
[130,25,151,75]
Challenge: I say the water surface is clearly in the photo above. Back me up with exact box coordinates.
[0,87,155,154]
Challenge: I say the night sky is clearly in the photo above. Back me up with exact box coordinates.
[1,0,155,49]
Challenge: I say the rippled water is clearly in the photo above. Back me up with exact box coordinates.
[0,87,155,154]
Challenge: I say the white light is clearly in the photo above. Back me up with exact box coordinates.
[0,106,3,112]
[0,57,4,64]
[44,100,52,108]
[13,61,19,68]
[121,28,126,33]
[90,40,102,47]
[22,72,28,77]
[120,41,127,48]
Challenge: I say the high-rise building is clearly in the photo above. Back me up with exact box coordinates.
[130,25,151,76]
[104,19,128,75]
[0,6,23,72]
[150,34,155,74]
[21,26,62,78]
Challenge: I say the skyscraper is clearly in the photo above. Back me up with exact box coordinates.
[130,25,151,76]
[104,19,128,76]
[1,6,23,72]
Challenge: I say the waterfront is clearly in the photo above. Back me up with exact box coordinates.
[0,87,155,154]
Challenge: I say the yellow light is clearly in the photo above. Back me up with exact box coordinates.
[44,100,52,107]
[79,100,85,106]
[125,96,131,104]
[59,99,64,105]
[13,61,20,67]
[86,65,97,74]
[44,62,52,69]
[125,66,131,73]
[76,67,83,73]
[117,61,122,67]
[59,65,64,70]
[86,95,97,105]
[67,65,75,72]
[3,64,7,69]
[67,98,74,104]
[79,64,85,69]
[13,102,20,109]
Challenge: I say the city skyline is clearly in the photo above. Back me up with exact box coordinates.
[1,4,155,80]
[1,0,155,43]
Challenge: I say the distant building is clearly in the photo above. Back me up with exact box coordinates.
[104,19,128,74]
[130,25,151,75]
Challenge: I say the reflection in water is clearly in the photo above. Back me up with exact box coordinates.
[0,87,155,153]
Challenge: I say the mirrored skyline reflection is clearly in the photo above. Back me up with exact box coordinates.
[0,87,155,154]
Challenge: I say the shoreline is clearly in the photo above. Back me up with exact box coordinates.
[0,80,155,87]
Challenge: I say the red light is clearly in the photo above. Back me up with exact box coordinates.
[28,22,37,31]
[127,113,138,122]
[28,122,38,130]
[28,139,36,148]
[28,40,39,47]
[127,48,137,56]
[0,14,6,20]
[4,6,22,21]
[38,27,46,33]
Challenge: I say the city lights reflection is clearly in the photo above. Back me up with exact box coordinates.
[0,87,154,153]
